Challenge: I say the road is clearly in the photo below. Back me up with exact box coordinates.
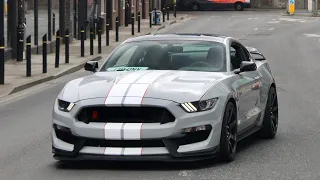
[1,10,320,180]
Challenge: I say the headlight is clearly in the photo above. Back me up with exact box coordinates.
[57,99,75,112]
[180,98,218,113]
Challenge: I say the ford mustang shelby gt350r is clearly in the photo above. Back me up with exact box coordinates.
[52,33,278,162]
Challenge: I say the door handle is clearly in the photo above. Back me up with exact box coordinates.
[254,76,260,80]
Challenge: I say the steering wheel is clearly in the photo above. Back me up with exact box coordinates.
[189,61,213,67]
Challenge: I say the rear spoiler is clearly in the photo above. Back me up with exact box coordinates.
[245,46,266,60]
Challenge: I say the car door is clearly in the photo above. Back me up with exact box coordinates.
[230,42,261,132]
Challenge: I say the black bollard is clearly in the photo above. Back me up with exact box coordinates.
[138,11,141,33]
[149,11,152,28]
[167,7,169,21]
[131,13,134,36]
[106,20,110,46]
[17,24,24,62]
[90,27,94,55]
[53,13,56,35]
[163,8,166,22]
[98,25,101,54]
[26,35,31,77]
[42,34,47,73]
[55,30,60,68]
[116,17,119,42]
[65,29,69,63]
[174,5,176,17]
[81,26,85,57]
[0,38,4,84]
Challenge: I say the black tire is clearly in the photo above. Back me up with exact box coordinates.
[258,86,278,139]
[235,2,244,11]
[191,3,200,11]
[219,101,238,162]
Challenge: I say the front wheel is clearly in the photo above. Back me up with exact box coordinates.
[258,86,278,139]
[219,101,238,162]
[191,3,200,11]
[235,2,244,11]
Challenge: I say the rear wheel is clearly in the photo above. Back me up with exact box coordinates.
[235,2,244,11]
[258,86,278,139]
[191,3,200,11]
[219,101,238,162]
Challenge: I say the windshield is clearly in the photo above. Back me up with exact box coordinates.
[100,40,227,72]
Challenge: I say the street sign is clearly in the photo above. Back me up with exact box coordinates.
[289,0,295,15]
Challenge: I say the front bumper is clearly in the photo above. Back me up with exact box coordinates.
[52,97,224,161]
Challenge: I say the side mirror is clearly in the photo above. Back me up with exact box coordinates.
[250,52,266,60]
[234,61,257,74]
[84,61,98,72]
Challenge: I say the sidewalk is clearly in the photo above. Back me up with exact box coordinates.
[0,14,188,98]
[281,9,320,17]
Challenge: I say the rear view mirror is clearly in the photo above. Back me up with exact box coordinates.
[166,46,183,53]
[84,61,98,72]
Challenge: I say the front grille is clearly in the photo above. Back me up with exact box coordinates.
[76,106,175,124]
[84,139,165,147]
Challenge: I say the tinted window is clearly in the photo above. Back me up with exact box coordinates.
[100,40,227,72]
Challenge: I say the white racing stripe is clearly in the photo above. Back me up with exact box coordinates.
[123,148,143,155]
[105,84,130,104]
[104,147,122,155]
[118,71,150,84]
[104,123,123,139]
[135,70,170,84]
[123,123,143,140]
[124,84,149,105]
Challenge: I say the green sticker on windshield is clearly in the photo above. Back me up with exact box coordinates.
[107,67,148,71]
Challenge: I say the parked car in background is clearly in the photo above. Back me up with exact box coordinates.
[172,0,251,11]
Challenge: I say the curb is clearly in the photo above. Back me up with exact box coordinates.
[9,56,102,95]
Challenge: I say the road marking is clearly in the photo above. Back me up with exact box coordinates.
[254,28,258,30]
[268,28,274,30]
[303,33,320,37]
[228,16,235,20]
[268,21,280,23]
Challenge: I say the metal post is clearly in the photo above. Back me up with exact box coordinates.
[174,5,176,17]
[138,11,141,33]
[98,25,101,54]
[167,6,169,21]
[131,13,134,35]
[34,0,39,54]
[81,26,85,57]
[0,0,4,84]
[90,27,93,55]
[55,30,60,68]
[59,0,65,42]
[125,1,129,26]
[7,0,17,58]
[78,0,88,40]
[26,35,31,77]
[73,0,77,38]
[65,29,69,63]
[163,8,165,22]
[42,34,47,73]
[17,24,24,62]
[149,11,152,28]
[53,13,56,35]
[106,19,109,46]
[116,17,119,42]
[48,0,52,41]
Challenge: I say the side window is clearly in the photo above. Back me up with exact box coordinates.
[240,46,251,62]
[230,43,246,70]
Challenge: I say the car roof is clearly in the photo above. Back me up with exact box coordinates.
[125,33,232,44]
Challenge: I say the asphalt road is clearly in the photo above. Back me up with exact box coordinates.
[2,10,320,180]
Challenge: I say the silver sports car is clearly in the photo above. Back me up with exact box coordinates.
[52,33,278,162]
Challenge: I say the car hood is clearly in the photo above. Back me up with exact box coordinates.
[59,70,230,103]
